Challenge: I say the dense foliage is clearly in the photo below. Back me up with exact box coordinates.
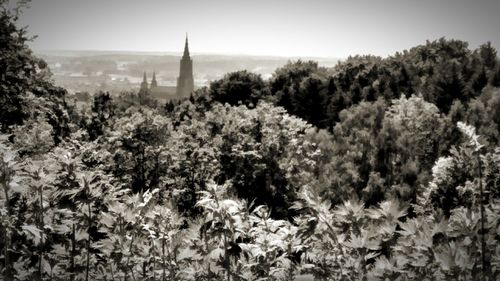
[1,2,499,280]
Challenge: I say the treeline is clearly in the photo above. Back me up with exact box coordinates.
[201,39,500,128]
[1,1,499,280]
[189,39,500,208]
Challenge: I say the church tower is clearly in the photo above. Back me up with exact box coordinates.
[176,34,194,97]
[150,71,158,88]
[140,72,148,93]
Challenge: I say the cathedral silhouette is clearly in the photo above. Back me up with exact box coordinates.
[140,35,194,101]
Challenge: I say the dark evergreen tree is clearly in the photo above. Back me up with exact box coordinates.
[86,92,115,141]
[472,67,488,96]
[434,63,467,113]
[490,65,500,87]
[478,41,498,70]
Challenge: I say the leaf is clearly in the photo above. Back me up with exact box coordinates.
[100,212,115,228]
[22,224,42,245]
[75,230,89,241]
[53,223,71,234]
[9,178,27,194]
[365,251,380,261]
[177,247,198,261]
[209,248,224,260]
[196,198,213,207]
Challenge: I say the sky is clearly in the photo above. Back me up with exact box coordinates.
[15,0,500,58]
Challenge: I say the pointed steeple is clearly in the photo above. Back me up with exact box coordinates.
[140,71,148,93]
[150,71,158,88]
[183,33,190,58]
[177,34,194,98]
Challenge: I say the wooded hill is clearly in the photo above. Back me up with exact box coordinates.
[1,2,499,280]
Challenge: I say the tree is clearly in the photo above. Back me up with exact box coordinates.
[270,60,331,128]
[432,62,468,114]
[292,75,327,127]
[490,65,500,87]
[85,91,115,141]
[420,122,499,217]
[0,1,69,137]
[472,67,488,96]
[329,98,387,205]
[0,1,36,131]
[209,70,268,107]
[107,108,172,193]
[478,41,498,70]
[214,103,316,219]
[418,122,499,280]
[379,94,448,203]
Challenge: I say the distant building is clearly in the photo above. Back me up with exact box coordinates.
[149,72,176,101]
[176,35,195,97]
[140,35,195,101]
[140,72,149,93]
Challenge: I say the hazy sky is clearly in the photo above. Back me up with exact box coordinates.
[17,0,500,58]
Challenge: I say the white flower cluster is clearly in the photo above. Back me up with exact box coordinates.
[457,121,483,152]
[418,156,454,207]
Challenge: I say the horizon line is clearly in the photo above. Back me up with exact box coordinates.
[32,48,346,60]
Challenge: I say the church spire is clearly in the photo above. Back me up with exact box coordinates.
[183,33,190,58]
[140,71,148,93]
[150,71,158,88]
[177,34,194,98]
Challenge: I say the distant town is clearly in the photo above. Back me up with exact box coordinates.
[36,49,339,96]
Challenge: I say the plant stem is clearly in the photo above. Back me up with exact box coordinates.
[2,223,12,281]
[162,236,166,281]
[477,152,486,281]
[39,184,44,280]
[224,230,231,281]
[130,266,136,281]
[71,223,76,281]
[1,171,12,281]
[152,239,156,281]
[109,263,116,281]
[167,238,174,281]
[86,200,92,281]
[126,235,135,281]
[318,212,345,276]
